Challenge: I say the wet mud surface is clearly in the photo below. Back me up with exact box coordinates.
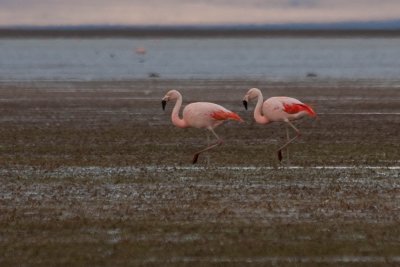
[0,79,399,266]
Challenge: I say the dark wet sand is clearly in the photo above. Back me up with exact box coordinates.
[0,79,399,266]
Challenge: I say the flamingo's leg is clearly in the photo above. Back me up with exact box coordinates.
[192,128,223,164]
[286,124,290,165]
[206,131,210,166]
[277,121,301,162]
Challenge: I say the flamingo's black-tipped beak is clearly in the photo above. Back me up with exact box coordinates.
[162,100,166,110]
[243,100,248,110]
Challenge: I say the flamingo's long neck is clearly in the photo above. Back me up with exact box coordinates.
[254,91,270,124]
[171,93,188,128]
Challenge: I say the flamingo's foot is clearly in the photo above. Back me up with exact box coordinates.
[192,153,199,164]
[277,150,283,162]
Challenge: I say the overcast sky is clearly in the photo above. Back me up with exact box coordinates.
[1,0,400,26]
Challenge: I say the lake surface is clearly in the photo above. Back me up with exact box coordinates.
[1,37,400,81]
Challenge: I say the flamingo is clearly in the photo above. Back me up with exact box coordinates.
[162,90,243,164]
[242,88,316,162]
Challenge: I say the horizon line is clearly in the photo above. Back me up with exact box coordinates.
[2,19,400,29]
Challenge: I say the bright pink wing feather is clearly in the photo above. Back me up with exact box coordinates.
[283,103,316,117]
[211,110,243,122]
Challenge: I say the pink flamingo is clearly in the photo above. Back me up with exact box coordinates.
[162,90,243,164]
[242,88,316,162]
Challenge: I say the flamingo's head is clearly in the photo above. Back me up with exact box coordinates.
[161,90,181,110]
[243,88,261,110]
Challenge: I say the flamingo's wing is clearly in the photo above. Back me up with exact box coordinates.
[211,110,243,122]
[282,102,316,117]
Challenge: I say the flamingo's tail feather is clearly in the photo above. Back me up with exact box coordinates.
[283,103,316,117]
[211,110,244,122]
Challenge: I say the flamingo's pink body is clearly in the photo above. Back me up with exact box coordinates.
[174,102,241,129]
[162,90,243,164]
[243,88,316,161]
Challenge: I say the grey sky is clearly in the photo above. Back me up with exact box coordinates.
[1,0,400,26]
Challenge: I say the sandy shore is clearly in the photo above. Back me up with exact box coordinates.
[0,79,399,265]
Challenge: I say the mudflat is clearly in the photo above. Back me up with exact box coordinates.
[1,79,399,266]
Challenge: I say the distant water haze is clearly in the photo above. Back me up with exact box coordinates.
[2,38,400,81]
[1,0,400,26]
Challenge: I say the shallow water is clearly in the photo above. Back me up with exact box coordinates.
[2,37,400,81]
[1,80,399,265]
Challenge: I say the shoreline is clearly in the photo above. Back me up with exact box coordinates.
[1,77,400,88]
[2,29,400,38]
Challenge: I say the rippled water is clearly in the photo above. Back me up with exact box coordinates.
[1,37,400,81]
